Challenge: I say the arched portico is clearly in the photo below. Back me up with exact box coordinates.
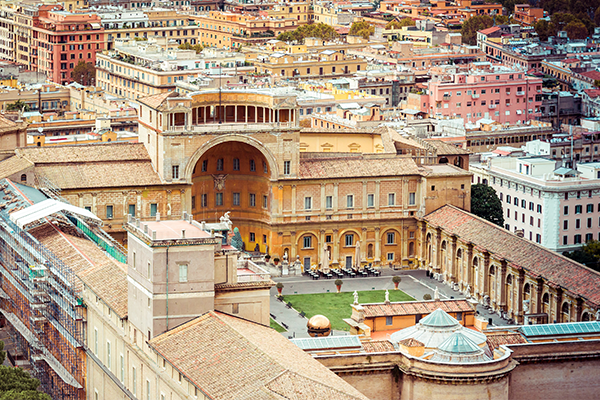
[184,134,280,182]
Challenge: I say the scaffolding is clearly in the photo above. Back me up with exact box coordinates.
[0,210,86,399]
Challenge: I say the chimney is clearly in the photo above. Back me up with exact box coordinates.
[181,229,186,239]
[156,212,160,222]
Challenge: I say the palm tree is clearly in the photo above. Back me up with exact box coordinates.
[6,100,30,112]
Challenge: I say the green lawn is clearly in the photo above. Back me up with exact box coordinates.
[282,290,414,331]
[270,318,287,333]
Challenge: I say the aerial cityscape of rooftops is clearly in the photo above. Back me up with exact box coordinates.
[2,0,600,397]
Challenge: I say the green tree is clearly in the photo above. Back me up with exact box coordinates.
[5,100,30,112]
[277,23,339,43]
[178,42,203,53]
[564,240,600,271]
[534,19,556,41]
[349,21,375,39]
[71,61,96,86]
[470,183,504,227]
[231,227,244,251]
[460,15,493,45]
[0,342,50,400]
[386,18,415,29]
[565,21,588,39]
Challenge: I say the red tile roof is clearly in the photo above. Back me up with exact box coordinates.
[362,340,396,352]
[149,311,369,400]
[485,331,528,350]
[581,70,600,81]
[360,299,474,318]
[299,155,421,179]
[398,338,424,347]
[478,26,501,35]
[425,205,600,306]
[584,89,600,98]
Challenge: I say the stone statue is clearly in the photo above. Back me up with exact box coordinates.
[219,211,232,230]
[483,295,490,307]
[385,290,390,303]
[596,309,600,321]
[353,291,359,305]
[212,174,228,191]
[523,299,530,314]
[433,286,440,301]
[283,249,288,262]
[466,285,471,298]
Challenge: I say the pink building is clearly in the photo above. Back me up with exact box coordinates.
[34,6,105,85]
[423,64,543,125]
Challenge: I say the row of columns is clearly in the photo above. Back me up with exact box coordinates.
[187,105,295,126]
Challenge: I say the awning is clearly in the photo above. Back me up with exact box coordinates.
[90,22,101,29]
[10,199,102,229]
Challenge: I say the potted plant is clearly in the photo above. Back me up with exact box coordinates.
[276,282,284,296]
[423,293,432,301]
[392,276,402,290]
[335,279,343,293]
[273,257,280,266]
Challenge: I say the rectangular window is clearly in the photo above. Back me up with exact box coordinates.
[172,165,179,179]
[283,161,291,175]
[128,204,136,217]
[563,235,568,245]
[576,219,581,229]
[250,159,256,171]
[387,252,394,261]
[106,205,113,219]
[216,158,224,171]
[385,316,393,326]
[409,192,416,205]
[388,193,395,206]
[326,196,333,209]
[574,234,582,244]
[263,161,268,174]
[147,380,151,400]
[586,233,594,242]
[106,341,112,370]
[120,354,124,382]
[587,204,594,213]
[263,195,268,208]
[564,206,569,215]
[249,232,255,242]
[233,158,240,171]
[347,195,354,208]
[387,232,395,244]
[304,197,312,210]
[94,328,98,355]
[179,264,188,282]
[216,193,223,206]
[368,194,374,208]
[233,193,240,206]
[202,160,208,172]
[150,203,158,217]
[537,204,542,213]
[536,234,541,244]
[201,194,207,207]
[303,235,312,248]
[564,220,568,230]
[576,205,582,214]
[345,234,353,247]
[249,193,256,207]
[588,218,592,228]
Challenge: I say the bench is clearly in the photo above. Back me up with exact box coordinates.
[286,302,293,309]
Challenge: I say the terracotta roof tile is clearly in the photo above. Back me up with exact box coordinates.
[426,140,470,155]
[398,338,424,347]
[425,205,600,306]
[360,299,474,318]
[149,311,369,400]
[362,340,397,352]
[299,155,420,179]
[485,332,528,351]
[138,91,180,109]
[0,156,33,180]
[17,142,151,164]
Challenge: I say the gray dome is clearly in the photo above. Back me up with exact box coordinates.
[429,331,491,363]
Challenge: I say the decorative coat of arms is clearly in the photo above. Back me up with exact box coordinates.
[212,174,228,191]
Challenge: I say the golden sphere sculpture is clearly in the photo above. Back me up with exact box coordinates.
[307,315,331,337]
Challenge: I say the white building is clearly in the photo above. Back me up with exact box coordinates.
[484,156,600,252]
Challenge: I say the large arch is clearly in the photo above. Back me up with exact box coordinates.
[184,134,280,182]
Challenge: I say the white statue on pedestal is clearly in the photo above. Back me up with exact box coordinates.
[433,287,440,301]
[523,300,530,325]
[385,290,390,303]
[353,291,359,305]
[466,285,472,298]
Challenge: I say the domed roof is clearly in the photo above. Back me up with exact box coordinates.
[437,330,482,354]
[429,331,491,363]
[389,308,487,351]
[420,308,462,329]
[307,315,331,330]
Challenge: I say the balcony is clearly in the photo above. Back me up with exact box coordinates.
[489,104,497,109]
[516,91,525,96]
[237,260,271,283]
[443,94,451,101]
[471,93,480,99]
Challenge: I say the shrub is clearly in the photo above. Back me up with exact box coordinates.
[423,293,432,300]
[335,279,343,286]
[392,276,402,283]
[276,282,284,289]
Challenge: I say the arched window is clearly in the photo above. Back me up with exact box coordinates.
[489,265,495,275]
[542,293,549,304]
[473,257,478,267]
[506,274,512,285]
[582,312,590,321]
[524,283,530,294]
[562,302,570,314]
[367,243,373,258]
[20,174,26,182]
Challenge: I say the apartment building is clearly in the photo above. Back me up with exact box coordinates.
[96,38,245,99]
[513,4,544,25]
[0,4,105,85]
[486,156,600,252]
[422,64,543,124]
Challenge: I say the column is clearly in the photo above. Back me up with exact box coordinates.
[361,228,367,267]
[483,253,490,296]
[450,236,457,283]
[435,230,442,272]
[499,261,507,311]
[362,180,367,212]
[320,183,326,213]
[374,227,381,264]
[234,105,238,123]
[277,185,284,214]
[180,189,186,216]
[203,107,207,124]
[136,191,142,217]
[332,229,339,265]
[245,105,248,123]
[333,183,339,213]
[418,221,427,267]
[290,231,297,259]
[166,190,172,218]
[516,271,525,323]
[291,185,297,216]
[535,279,543,314]
[91,192,98,216]
[122,191,128,220]
[374,180,381,211]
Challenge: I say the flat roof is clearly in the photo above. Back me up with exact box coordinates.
[519,321,600,338]
[291,335,362,351]
[144,220,210,240]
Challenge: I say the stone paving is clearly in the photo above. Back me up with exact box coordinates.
[269,268,512,338]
